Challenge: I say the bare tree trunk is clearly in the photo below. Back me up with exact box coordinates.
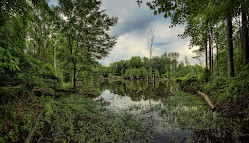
[147,28,154,83]
[53,45,57,76]
[226,15,235,77]
[149,55,152,83]
[68,30,76,89]
[73,40,78,89]
[208,35,212,72]
[73,62,76,89]
[216,42,219,76]
[205,41,208,67]
[242,10,249,65]
[62,70,63,82]
[38,18,42,60]
[210,27,213,75]
[205,23,208,67]
[211,45,213,75]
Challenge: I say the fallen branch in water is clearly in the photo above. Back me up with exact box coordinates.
[25,111,43,143]
[197,91,215,110]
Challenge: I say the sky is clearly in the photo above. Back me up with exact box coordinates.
[48,0,202,66]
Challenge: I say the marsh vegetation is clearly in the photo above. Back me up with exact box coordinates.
[1,0,249,142]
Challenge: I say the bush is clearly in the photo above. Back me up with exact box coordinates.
[201,64,249,109]
[176,74,200,93]
[17,56,58,89]
[199,67,211,83]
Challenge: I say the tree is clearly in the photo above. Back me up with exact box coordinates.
[138,0,243,77]
[241,2,249,65]
[147,27,154,83]
[58,0,117,88]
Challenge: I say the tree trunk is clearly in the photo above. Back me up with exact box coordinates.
[38,19,42,60]
[226,15,235,77]
[149,49,152,83]
[242,10,249,65]
[149,59,152,83]
[73,61,76,89]
[216,42,219,76]
[205,39,208,67]
[211,44,213,75]
[208,35,212,72]
[210,27,213,75]
[53,45,57,76]
[73,41,78,89]
[62,70,63,82]
[68,31,76,89]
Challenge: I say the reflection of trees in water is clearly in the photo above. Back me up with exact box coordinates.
[98,80,177,102]
[97,80,249,142]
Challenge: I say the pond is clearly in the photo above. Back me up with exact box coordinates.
[93,80,249,143]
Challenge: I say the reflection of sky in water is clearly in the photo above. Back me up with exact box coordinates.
[96,90,162,110]
[94,81,247,143]
[95,89,188,142]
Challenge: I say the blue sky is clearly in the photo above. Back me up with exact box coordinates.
[48,0,201,66]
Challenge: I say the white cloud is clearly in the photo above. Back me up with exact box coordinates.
[49,0,202,66]
[100,12,201,66]
[101,0,162,36]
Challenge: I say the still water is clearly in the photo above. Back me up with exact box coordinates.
[93,80,249,143]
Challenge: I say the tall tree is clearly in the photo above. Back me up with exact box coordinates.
[58,0,117,89]
[147,27,154,83]
[241,3,249,65]
[226,14,235,77]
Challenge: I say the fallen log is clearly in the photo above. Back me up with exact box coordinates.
[197,90,215,110]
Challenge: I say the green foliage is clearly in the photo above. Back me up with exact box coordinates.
[108,73,113,78]
[0,95,48,143]
[201,64,249,107]
[155,70,159,77]
[176,74,200,93]
[140,67,148,78]
[199,67,211,82]
[105,52,199,79]
[0,47,20,74]
[16,56,58,89]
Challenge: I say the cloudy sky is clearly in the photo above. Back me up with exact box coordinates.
[48,0,201,66]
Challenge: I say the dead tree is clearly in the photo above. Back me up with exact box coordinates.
[147,28,154,83]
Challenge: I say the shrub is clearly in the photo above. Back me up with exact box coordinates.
[176,74,200,93]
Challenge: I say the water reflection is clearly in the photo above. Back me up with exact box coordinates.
[98,80,176,102]
[97,89,161,111]
[94,80,249,143]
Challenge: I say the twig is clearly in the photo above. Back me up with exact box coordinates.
[10,93,21,102]
[37,135,43,143]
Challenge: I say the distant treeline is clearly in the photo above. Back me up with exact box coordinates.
[98,52,203,79]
